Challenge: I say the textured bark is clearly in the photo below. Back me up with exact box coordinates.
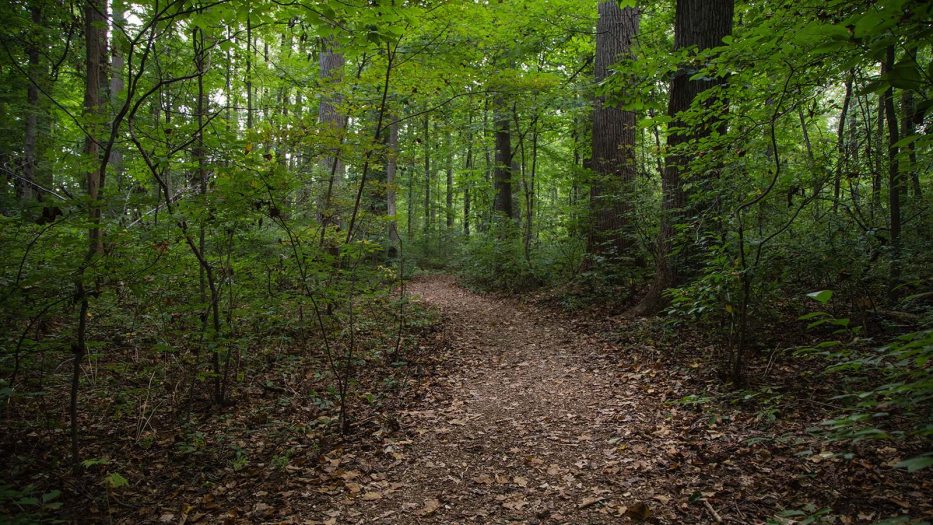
[318,37,346,221]
[74,0,108,468]
[246,14,253,130]
[423,113,432,234]
[634,0,733,315]
[110,0,126,193]
[84,0,107,253]
[20,4,43,202]
[493,95,513,219]
[589,2,639,258]
[464,113,473,236]
[386,118,400,257]
[446,131,454,229]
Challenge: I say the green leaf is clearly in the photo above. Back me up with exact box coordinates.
[894,453,933,473]
[105,472,129,489]
[806,290,833,304]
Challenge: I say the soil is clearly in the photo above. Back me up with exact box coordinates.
[266,275,931,524]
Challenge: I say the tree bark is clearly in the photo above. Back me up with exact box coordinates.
[834,74,853,212]
[446,131,454,230]
[589,2,639,259]
[110,0,126,197]
[493,95,513,219]
[318,36,346,223]
[633,0,733,315]
[73,0,108,467]
[423,112,431,234]
[20,4,43,203]
[464,112,473,236]
[386,117,400,257]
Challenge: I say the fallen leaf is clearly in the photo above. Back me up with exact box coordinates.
[579,496,604,509]
[417,498,441,516]
[625,501,652,522]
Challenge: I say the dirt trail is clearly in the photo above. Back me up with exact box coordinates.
[315,275,674,524]
[296,275,930,525]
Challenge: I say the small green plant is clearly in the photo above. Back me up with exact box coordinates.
[231,446,249,471]
[797,290,932,472]
[0,484,63,522]
[672,394,713,407]
[176,431,207,454]
[768,504,833,524]
[271,449,294,470]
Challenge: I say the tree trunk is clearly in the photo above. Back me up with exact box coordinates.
[633,0,733,315]
[423,112,431,235]
[73,0,108,468]
[84,0,107,253]
[464,112,473,236]
[493,95,513,219]
[834,74,853,212]
[20,4,43,203]
[900,47,921,198]
[882,46,901,295]
[110,0,126,198]
[386,117,400,257]
[446,131,454,230]
[589,2,639,259]
[318,37,346,223]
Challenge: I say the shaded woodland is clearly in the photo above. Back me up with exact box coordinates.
[0,0,931,522]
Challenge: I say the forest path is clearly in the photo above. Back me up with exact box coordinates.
[315,275,679,524]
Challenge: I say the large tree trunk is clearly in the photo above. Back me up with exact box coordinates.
[633,0,733,315]
[589,2,639,259]
[493,95,513,219]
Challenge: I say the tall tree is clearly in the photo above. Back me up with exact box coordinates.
[634,0,733,314]
[445,130,453,230]
[492,94,513,219]
[589,1,639,259]
[423,112,432,234]
[318,36,346,223]
[386,117,400,257]
[882,46,901,294]
[20,3,48,206]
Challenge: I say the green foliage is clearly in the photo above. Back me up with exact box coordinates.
[0,484,63,523]
[458,223,544,293]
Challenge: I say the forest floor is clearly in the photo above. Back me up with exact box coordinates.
[277,275,931,524]
[30,274,925,523]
